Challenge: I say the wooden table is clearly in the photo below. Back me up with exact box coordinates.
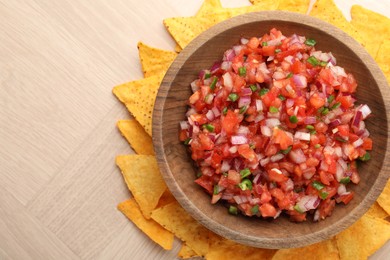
[0,0,389,259]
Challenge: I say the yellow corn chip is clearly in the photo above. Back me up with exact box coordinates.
[196,0,223,16]
[155,189,177,209]
[117,199,174,250]
[137,42,177,78]
[271,237,339,260]
[377,178,390,216]
[365,201,389,219]
[336,215,390,260]
[375,39,390,84]
[174,44,182,53]
[351,5,390,58]
[309,0,364,46]
[116,155,166,218]
[206,233,276,260]
[277,0,310,14]
[117,120,155,155]
[177,243,198,259]
[151,201,210,257]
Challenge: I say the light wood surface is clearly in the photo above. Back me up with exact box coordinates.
[0,0,389,259]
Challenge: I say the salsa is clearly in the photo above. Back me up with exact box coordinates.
[179,28,372,222]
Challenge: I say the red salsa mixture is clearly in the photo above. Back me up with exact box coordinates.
[179,28,372,222]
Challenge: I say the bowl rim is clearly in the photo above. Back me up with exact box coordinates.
[153,10,390,249]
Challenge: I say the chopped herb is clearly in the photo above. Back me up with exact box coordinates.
[320,61,328,67]
[336,136,348,143]
[317,107,325,114]
[327,95,335,103]
[239,106,247,114]
[294,204,304,214]
[314,144,321,149]
[340,177,351,184]
[228,93,239,102]
[259,88,269,96]
[270,106,279,113]
[280,145,292,155]
[228,205,238,215]
[321,108,329,115]
[275,49,282,53]
[331,102,341,110]
[312,181,325,190]
[251,205,259,214]
[319,191,329,200]
[210,77,218,90]
[305,38,317,46]
[286,72,293,78]
[249,84,257,92]
[213,185,220,195]
[278,94,286,101]
[238,179,252,190]
[359,152,371,161]
[222,107,228,115]
[289,115,298,123]
[262,42,268,46]
[249,143,256,149]
[239,67,247,77]
[204,73,211,79]
[240,168,251,179]
[310,130,317,135]
[203,124,215,132]
[307,56,320,66]
[183,138,192,145]
[306,125,315,130]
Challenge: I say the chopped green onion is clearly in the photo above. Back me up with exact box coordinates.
[249,143,256,149]
[359,152,371,161]
[305,38,317,46]
[204,73,211,79]
[183,138,192,145]
[251,205,259,214]
[307,56,320,66]
[340,177,351,184]
[286,72,293,79]
[306,125,315,130]
[317,107,325,114]
[289,115,298,123]
[331,102,341,110]
[240,168,251,179]
[275,49,282,53]
[327,95,335,103]
[320,61,328,67]
[294,204,304,214]
[312,181,325,190]
[228,93,239,102]
[249,84,257,92]
[278,94,286,101]
[238,67,247,77]
[228,206,238,215]
[336,136,348,143]
[270,106,279,113]
[210,77,218,90]
[222,107,228,115]
[310,130,317,135]
[262,42,268,46]
[321,108,329,115]
[238,179,252,190]
[280,145,292,155]
[239,106,247,114]
[319,191,329,200]
[213,185,220,195]
[259,88,269,96]
[314,144,321,149]
[203,124,215,132]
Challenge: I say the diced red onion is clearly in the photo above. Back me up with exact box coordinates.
[289,149,306,164]
[192,125,199,134]
[334,147,342,158]
[233,195,249,204]
[331,65,347,77]
[293,74,307,88]
[267,111,280,119]
[180,121,189,130]
[353,138,364,148]
[221,192,234,200]
[304,116,316,125]
[296,52,303,60]
[284,55,294,64]
[338,158,348,171]
[313,209,320,222]
[335,163,344,182]
[186,108,196,117]
[267,39,281,46]
[296,195,320,212]
[240,37,249,45]
[191,80,199,93]
[259,62,270,74]
[337,184,347,195]
[211,193,222,204]
[303,168,315,180]
[231,135,248,145]
[212,107,221,118]
[293,106,299,116]
[238,96,251,108]
[256,99,264,111]
[261,125,272,137]
[222,72,233,91]
[204,94,214,104]
[329,52,337,65]
[205,110,214,121]
[267,56,274,61]
[329,119,341,129]
[210,61,221,74]
[237,126,249,135]
[359,104,372,119]
[198,70,206,79]
[254,114,265,123]
[273,71,285,80]
[271,153,284,162]
[253,173,261,184]
[241,88,252,96]
[260,157,270,166]
[352,110,362,128]
[294,131,311,141]
[221,160,231,172]
[221,61,231,71]
[224,49,235,61]
[286,99,294,108]
[265,118,280,128]
[228,146,237,154]
[285,178,294,191]
[233,45,243,55]
[319,160,328,171]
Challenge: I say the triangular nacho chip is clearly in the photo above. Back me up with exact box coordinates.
[375,39,390,84]
[377,177,390,216]
[351,5,390,58]
[177,243,199,259]
[365,201,389,219]
[137,42,177,78]
[116,155,166,218]
[196,0,223,16]
[151,201,210,257]
[117,198,174,250]
[336,215,390,259]
[117,120,155,155]
[277,0,310,14]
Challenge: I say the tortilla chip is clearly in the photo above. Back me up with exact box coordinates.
[206,233,276,260]
[151,201,210,257]
[117,120,155,155]
[351,5,390,58]
[117,199,174,250]
[155,189,177,209]
[196,0,223,16]
[137,42,177,78]
[309,0,364,46]
[277,0,310,14]
[271,238,339,260]
[177,243,198,259]
[116,155,166,218]
[174,44,182,53]
[375,39,390,84]
[377,178,390,216]
[336,215,390,259]
[365,202,389,219]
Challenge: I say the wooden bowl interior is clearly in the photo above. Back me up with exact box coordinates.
[154,12,390,248]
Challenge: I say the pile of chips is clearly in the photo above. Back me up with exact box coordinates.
[113,0,390,259]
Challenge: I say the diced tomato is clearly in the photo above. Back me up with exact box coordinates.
[362,137,373,150]
[238,144,257,161]
[262,45,276,56]
[268,168,288,183]
[227,170,241,185]
[272,128,293,150]
[222,110,239,135]
[259,203,277,218]
[336,192,354,204]
[310,93,325,109]
[195,175,213,194]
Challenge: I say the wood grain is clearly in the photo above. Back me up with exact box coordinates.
[154,11,390,249]
[0,0,389,259]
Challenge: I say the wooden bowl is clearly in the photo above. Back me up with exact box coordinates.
[153,11,390,249]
